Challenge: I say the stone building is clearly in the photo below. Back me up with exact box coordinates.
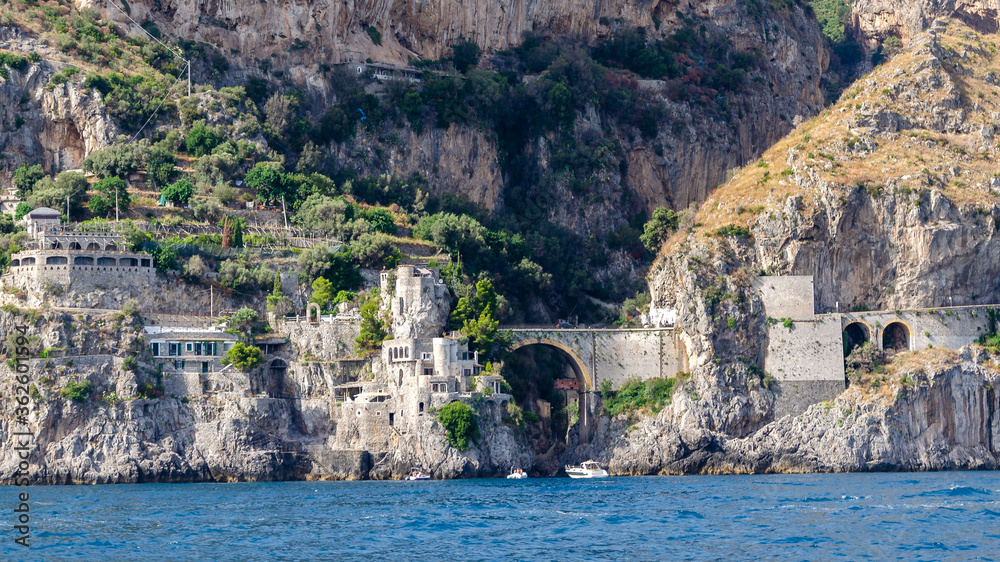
[144,325,238,374]
[2,217,155,293]
[334,265,510,451]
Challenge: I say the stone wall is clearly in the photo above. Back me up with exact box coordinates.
[755,276,816,320]
[842,306,991,352]
[509,328,680,391]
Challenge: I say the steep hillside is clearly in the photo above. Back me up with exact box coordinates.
[0,0,830,322]
[595,17,1000,474]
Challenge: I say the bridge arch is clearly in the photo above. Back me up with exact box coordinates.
[509,337,593,392]
[843,320,872,356]
[882,320,912,354]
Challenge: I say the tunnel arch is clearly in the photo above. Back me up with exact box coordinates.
[843,320,872,357]
[509,338,593,392]
[882,321,911,354]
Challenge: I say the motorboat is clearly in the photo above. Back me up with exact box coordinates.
[506,467,528,479]
[565,460,609,479]
[406,468,430,481]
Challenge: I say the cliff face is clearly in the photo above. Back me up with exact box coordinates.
[111,0,793,67]
[850,0,1000,52]
[103,0,828,225]
[0,309,526,484]
[0,29,116,173]
[586,347,1000,474]
[611,17,1000,476]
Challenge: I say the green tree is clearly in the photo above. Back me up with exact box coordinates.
[436,401,479,451]
[162,179,194,205]
[13,164,45,198]
[297,245,362,289]
[143,146,176,187]
[185,121,224,156]
[14,202,32,221]
[639,207,679,252]
[93,176,131,214]
[348,232,401,268]
[316,105,355,144]
[88,193,112,217]
[224,342,263,371]
[451,37,481,73]
[462,306,499,356]
[82,140,137,179]
[27,171,88,216]
[229,307,259,336]
[355,288,388,354]
[310,277,335,310]
[245,161,288,203]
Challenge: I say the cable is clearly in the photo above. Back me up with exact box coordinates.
[105,1,191,143]
[128,69,187,143]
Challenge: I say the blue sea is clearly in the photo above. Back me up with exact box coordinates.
[5,471,1000,559]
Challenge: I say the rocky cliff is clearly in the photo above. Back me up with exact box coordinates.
[586,346,1000,474]
[0,28,116,173]
[852,0,1000,50]
[604,17,1000,475]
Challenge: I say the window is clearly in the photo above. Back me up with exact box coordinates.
[186,343,193,352]
[389,413,394,426]
[168,343,179,356]
[202,362,209,373]
[151,343,160,357]
[194,342,202,355]
[174,360,185,370]
[431,383,448,393]
[463,369,471,377]
[419,402,424,413]
[422,352,432,360]
[423,368,434,376]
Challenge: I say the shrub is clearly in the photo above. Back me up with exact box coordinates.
[640,207,679,252]
[845,342,884,382]
[355,288,388,354]
[229,307,259,334]
[60,379,93,402]
[601,377,676,417]
[451,37,480,73]
[185,122,224,156]
[710,224,752,238]
[162,179,194,205]
[12,164,45,197]
[437,401,479,451]
[224,342,263,371]
[122,356,138,372]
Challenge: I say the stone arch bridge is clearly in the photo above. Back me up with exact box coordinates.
[505,327,685,441]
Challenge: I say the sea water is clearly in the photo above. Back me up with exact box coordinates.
[6,471,1000,559]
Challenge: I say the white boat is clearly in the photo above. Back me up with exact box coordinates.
[506,467,528,479]
[565,460,609,479]
[406,468,430,481]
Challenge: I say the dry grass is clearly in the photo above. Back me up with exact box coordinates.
[664,18,1000,251]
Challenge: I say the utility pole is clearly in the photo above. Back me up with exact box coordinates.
[115,184,119,222]
[281,195,288,230]
[66,196,70,223]
[210,285,214,318]
[188,61,192,97]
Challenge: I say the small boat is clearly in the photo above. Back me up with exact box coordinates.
[506,467,528,479]
[406,468,430,481]
[565,460,609,479]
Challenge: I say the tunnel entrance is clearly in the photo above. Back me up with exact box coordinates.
[843,322,870,357]
[882,322,910,355]
[503,342,590,476]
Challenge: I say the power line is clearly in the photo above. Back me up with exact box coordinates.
[105,1,192,142]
